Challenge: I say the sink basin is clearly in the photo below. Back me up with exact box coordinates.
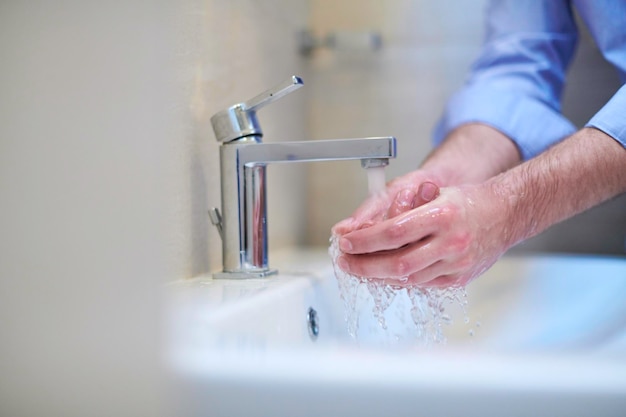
[164,249,626,416]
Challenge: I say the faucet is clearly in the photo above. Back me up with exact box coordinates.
[209,76,396,279]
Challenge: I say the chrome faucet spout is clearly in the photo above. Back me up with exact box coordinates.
[239,137,396,166]
[210,76,397,279]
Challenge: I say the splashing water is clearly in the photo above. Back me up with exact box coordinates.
[365,279,396,330]
[329,166,471,347]
[329,234,469,348]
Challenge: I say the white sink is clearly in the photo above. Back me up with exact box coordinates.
[164,249,626,416]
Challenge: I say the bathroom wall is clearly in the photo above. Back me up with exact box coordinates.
[304,1,626,255]
[0,1,308,415]
[175,0,310,276]
[305,0,488,244]
[0,3,174,415]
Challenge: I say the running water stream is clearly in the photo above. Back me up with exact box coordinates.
[329,166,470,347]
[366,166,386,197]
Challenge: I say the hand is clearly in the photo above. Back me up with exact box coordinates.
[332,170,442,236]
[336,183,511,287]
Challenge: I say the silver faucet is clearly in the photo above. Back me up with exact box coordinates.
[209,76,396,279]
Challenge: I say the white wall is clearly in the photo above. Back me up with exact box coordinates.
[0,1,308,415]
[305,0,488,244]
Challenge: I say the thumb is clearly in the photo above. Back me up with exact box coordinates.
[413,181,440,206]
[386,182,440,219]
[387,189,417,218]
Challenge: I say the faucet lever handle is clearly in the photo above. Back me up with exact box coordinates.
[243,76,304,112]
[211,75,304,143]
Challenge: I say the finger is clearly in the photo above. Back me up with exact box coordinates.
[339,204,441,254]
[387,189,417,218]
[386,182,441,219]
[413,181,440,207]
[337,238,438,278]
[332,217,376,236]
[425,275,464,288]
[332,194,388,235]
[331,217,355,236]
[404,260,462,287]
[343,170,433,226]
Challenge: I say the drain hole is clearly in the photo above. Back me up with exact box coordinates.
[307,307,319,341]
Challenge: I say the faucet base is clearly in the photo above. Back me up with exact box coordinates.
[213,269,279,280]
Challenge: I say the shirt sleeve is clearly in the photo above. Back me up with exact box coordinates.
[433,0,580,160]
[585,84,626,149]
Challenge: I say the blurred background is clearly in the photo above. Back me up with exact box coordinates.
[302,1,626,254]
[1,1,624,416]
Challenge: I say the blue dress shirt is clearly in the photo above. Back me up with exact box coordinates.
[433,0,626,160]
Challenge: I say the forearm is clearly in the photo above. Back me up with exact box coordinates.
[490,127,626,248]
[421,123,522,186]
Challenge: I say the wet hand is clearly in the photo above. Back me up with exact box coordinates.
[332,170,442,235]
[336,184,511,287]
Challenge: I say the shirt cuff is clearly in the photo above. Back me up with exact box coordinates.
[585,84,626,149]
[433,84,576,160]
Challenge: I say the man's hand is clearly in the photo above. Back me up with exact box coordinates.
[331,171,442,236]
[330,124,521,286]
[335,127,626,288]
[336,183,511,287]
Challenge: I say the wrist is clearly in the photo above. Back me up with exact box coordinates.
[484,127,626,249]
[422,123,522,186]
[483,173,532,250]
